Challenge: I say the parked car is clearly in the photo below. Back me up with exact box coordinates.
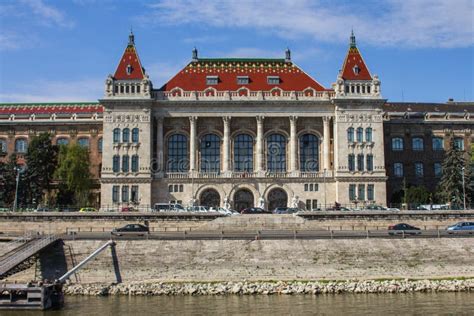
[111,224,149,236]
[241,207,271,214]
[35,207,51,212]
[388,223,421,235]
[273,207,301,214]
[121,206,137,212]
[446,222,474,234]
[208,207,238,216]
[364,205,400,211]
[79,207,97,212]
[187,206,209,212]
[154,203,186,212]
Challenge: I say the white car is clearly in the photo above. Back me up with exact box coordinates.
[187,206,209,212]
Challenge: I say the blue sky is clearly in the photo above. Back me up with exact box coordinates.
[0,0,472,103]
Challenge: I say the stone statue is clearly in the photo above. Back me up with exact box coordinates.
[291,195,299,208]
[258,197,265,209]
[223,197,230,210]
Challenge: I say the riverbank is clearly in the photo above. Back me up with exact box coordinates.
[63,279,474,296]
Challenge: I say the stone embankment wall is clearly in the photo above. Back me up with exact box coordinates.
[4,238,474,284]
[1,212,473,234]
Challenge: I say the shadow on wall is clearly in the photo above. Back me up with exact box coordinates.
[110,243,122,284]
[38,240,69,281]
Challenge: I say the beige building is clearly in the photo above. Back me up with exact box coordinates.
[99,31,386,211]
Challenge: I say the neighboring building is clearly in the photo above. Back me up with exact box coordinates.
[0,31,472,210]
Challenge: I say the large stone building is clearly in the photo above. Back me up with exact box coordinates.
[0,32,472,210]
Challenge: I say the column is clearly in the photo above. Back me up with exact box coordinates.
[189,116,197,172]
[256,116,264,173]
[289,116,298,172]
[323,116,331,170]
[222,116,231,173]
[157,117,164,172]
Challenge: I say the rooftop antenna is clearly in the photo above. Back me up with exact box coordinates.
[128,26,135,45]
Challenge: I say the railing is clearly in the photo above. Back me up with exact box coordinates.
[155,90,335,101]
[163,170,333,179]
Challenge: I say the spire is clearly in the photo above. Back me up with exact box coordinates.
[128,28,135,46]
[285,47,291,62]
[192,47,198,61]
[350,29,356,48]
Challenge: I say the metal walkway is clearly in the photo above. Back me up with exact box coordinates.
[0,234,59,279]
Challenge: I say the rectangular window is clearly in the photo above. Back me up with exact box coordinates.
[206,76,218,85]
[349,184,356,201]
[131,155,139,172]
[394,162,403,177]
[392,138,404,151]
[366,154,373,171]
[348,154,355,171]
[347,128,354,142]
[357,154,364,171]
[113,155,120,173]
[358,184,365,200]
[415,162,424,177]
[131,185,138,203]
[313,183,319,191]
[267,76,280,85]
[304,184,308,191]
[454,137,464,150]
[122,155,129,172]
[367,184,374,201]
[112,186,119,203]
[306,199,311,210]
[237,76,249,85]
[432,137,444,150]
[121,186,129,202]
[434,162,442,177]
[356,128,363,142]
[312,199,318,210]
[168,185,173,193]
[365,128,373,142]
[309,184,314,191]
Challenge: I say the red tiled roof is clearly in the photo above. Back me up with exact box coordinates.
[0,103,103,115]
[113,44,146,80]
[340,47,372,81]
[160,58,328,92]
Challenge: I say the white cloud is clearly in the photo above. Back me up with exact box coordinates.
[0,78,103,103]
[139,0,473,48]
[146,61,187,87]
[19,0,74,28]
[217,47,283,58]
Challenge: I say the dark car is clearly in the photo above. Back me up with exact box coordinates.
[388,223,421,235]
[121,207,137,212]
[240,207,271,214]
[273,207,301,214]
[112,224,149,236]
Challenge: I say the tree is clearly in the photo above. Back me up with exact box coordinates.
[55,144,92,206]
[25,133,58,206]
[0,154,30,208]
[405,185,430,205]
[437,136,472,208]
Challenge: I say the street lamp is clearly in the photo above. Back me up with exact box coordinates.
[13,166,21,212]
[461,167,466,210]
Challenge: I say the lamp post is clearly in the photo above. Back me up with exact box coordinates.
[461,167,466,210]
[323,168,327,211]
[13,166,21,212]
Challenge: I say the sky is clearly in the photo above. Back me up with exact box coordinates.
[0,0,473,103]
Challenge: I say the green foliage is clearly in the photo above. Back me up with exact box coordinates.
[405,185,430,204]
[437,136,472,207]
[55,144,92,206]
[25,133,58,205]
[0,154,30,208]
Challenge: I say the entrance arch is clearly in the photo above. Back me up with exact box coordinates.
[234,189,254,211]
[267,188,288,211]
[200,189,220,208]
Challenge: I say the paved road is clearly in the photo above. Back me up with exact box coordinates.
[60,229,474,241]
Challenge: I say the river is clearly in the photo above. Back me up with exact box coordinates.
[2,293,473,315]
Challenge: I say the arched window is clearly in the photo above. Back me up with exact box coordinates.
[113,128,120,143]
[200,134,221,173]
[365,128,373,142]
[131,155,139,172]
[122,128,130,143]
[98,138,103,153]
[0,139,6,153]
[122,155,129,172]
[347,127,354,142]
[15,138,27,153]
[113,155,120,172]
[56,138,69,146]
[412,137,424,151]
[392,137,404,151]
[77,137,89,148]
[234,134,253,172]
[432,137,444,150]
[356,127,363,142]
[167,134,188,172]
[299,134,319,172]
[132,128,139,143]
[267,133,286,172]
